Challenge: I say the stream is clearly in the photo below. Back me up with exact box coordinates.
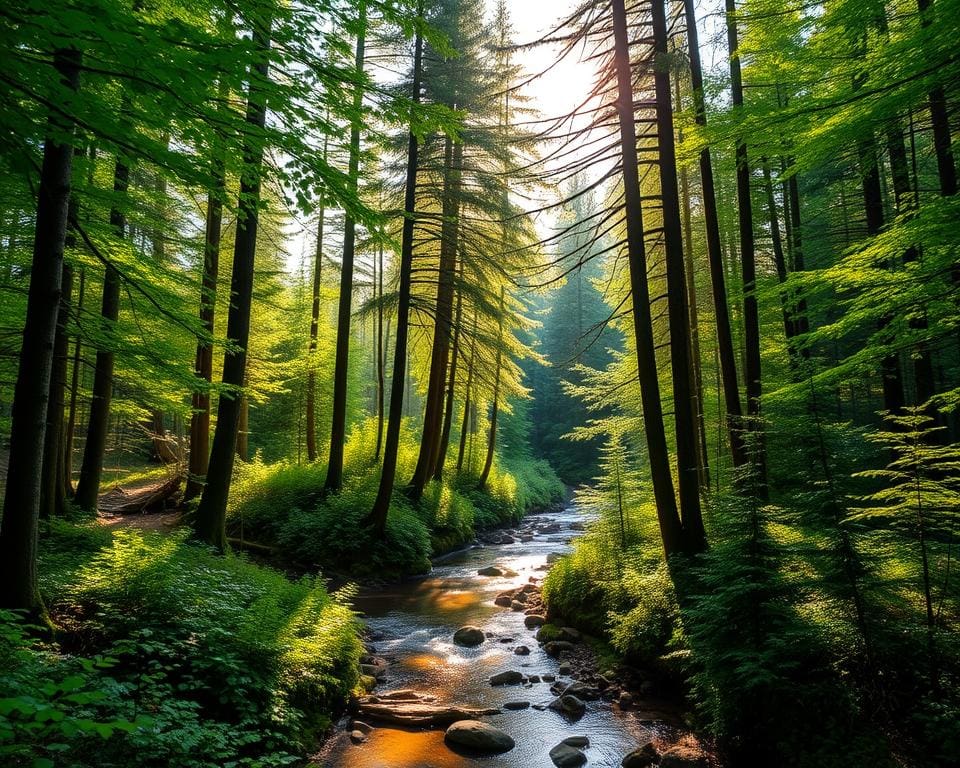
[316,504,693,767]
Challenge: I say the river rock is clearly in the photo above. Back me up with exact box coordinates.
[444,720,515,754]
[490,670,524,685]
[478,566,505,577]
[549,694,586,718]
[563,681,600,701]
[357,696,499,727]
[621,742,659,767]
[349,730,367,744]
[511,600,526,611]
[453,626,485,647]
[525,614,546,629]
[379,690,421,701]
[504,700,530,710]
[618,691,634,709]
[558,663,572,675]
[542,673,556,682]
[360,663,385,679]
[544,641,575,658]
[549,742,587,767]
[513,591,528,604]
[351,720,374,735]
[570,521,586,531]
[494,593,514,607]
[514,645,530,655]
[564,736,590,748]
[527,674,541,683]
[559,626,581,642]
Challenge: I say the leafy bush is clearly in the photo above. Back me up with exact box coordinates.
[227,419,564,575]
[7,522,364,768]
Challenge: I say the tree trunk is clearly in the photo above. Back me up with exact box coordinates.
[64,266,85,497]
[326,1,367,492]
[366,8,424,536]
[410,137,462,497]
[478,290,504,490]
[306,133,329,464]
[433,268,463,481]
[193,21,271,550]
[375,242,385,460]
[40,262,73,519]
[611,0,684,556]
[725,0,767,494]
[457,311,477,473]
[859,134,906,414]
[677,101,710,493]
[652,0,706,551]
[74,150,129,511]
[185,147,225,500]
[681,0,748,469]
[0,49,79,613]
[917,0,956,196]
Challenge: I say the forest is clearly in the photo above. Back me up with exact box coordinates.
[1,0,958,766]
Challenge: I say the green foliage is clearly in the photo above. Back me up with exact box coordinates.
[4,522,363,768]
[227,419,563,576]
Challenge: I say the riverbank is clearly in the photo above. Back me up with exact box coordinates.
[315,503,715,768]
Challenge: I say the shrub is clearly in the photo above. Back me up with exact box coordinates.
[11,522,364,768]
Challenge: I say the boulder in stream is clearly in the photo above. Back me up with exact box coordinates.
[494,593,514,607]
[564,736,590,748]
[544,640,575,658]
[490,670,524,686]
[621,742,659,767]
[514,645,530,655]
[453,626,486,647]
[504,700,530,710]
[549,742,587,767]
[444,720,515,754]
[478,566,505,577]
[523,613,547,629]
[549,694,586,718]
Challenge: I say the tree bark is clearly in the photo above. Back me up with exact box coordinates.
[457,310,477,473]
[375,241,385,460]
[681,0,748,469]
[611,0,684,556]
[478,290,504,490]
[306,134,329,464]
[193,21,271,549]
[74,148,129,511]
[652,0,706,551]
[677,90,710,493]
[40,262,73,519]
[185,144,225,500]
[366,7,424,536]
[725,0,767,494]
[410,137,462,497]
[434,265,463,481]
[64,267,85,497]
[0,49,79,612]
[326,1,367,492]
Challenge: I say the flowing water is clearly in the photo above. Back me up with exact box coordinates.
[316,504,684,767]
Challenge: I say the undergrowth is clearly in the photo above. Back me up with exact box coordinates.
[0,521,362,768]
[226,418,563,577]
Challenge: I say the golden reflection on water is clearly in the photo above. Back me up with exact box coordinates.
[330,728,468,768]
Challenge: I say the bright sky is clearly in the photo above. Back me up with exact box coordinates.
[503,0,598,121]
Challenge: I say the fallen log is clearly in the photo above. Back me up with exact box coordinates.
[99,474,182,515]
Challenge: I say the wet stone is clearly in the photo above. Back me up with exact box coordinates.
[444,720,515,754]
[504,701,530,710]
[490,670,524,686]
[549,742,587,767]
